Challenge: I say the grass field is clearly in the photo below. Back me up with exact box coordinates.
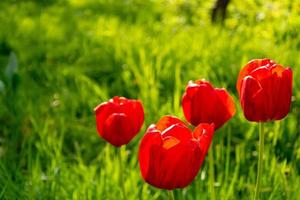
[0,0,300,199]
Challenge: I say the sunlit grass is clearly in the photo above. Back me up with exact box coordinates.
[0,0,300,199]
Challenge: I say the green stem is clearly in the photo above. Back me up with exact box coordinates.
[118,147,126,200]
[224,125,231,184]
[209,143,216,200]
[167,190,175,200]
[254,123,264,200]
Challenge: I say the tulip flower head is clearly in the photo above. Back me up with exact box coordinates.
[94,96,144,147]
[182,80,236,130]
[138,115,214,190]
[236,59,293,122]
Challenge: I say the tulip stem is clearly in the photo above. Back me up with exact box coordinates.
[254,122,264,200]
[167,190,175,200]
[208,144,216,200]
[118,146,126,200]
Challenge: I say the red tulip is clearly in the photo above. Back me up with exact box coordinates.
[138,115,214,190]
[236,59,293,122]
[182,80,236,130]
[94,96,144,147]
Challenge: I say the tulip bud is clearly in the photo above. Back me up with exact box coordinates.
[182,80,236,129]
[138,115,214,190]
[94,96,144,147]
[236,59,293,122]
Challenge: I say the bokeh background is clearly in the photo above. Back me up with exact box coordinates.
[0,0,300,199]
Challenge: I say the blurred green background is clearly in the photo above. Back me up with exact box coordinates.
[0,0,300,199]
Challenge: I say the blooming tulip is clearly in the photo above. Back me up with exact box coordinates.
[94,96,144,147]
[138,115,214,190]
[236,59,293,122]
[182,79,236,130]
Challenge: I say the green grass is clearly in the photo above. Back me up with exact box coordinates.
[0,0,300,199]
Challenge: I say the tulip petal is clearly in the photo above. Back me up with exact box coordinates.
[236,59,275,96]
[162,136,180,150]
[138,130,162,183]
[94,102,116,137]
[181,91,192,123]
[133,100,145,131]
[156,115,186,132]
[250,66,272,80]
[183,84,217,126]
[193,123,214,164]
[120,99,144,134]
[240,76,269,121]
[274,68,293,120]
[214,89,236,129]
[254,68,276,119]
[161,124,192,142]
[102,113,133,146]
[160,141,201,189]
[272,64,285,77]
[194,79,214,89]
[182,80,214,125]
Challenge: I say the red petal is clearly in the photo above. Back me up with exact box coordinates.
[236,59,275,96]
[162,136,180,150]
[271,64,285,77]
[159,141,201,189]
[274,68,292,120]
[138,130,162,182]
[214,88,236,129]
[182,91,192,123]
[156,115,186,132]
[182,80,213,124]
[194,79,214,88]
[183,83,217,126]
[102,113,133,146]
[161,123,192,143]
[249,66,272,81]
[94,102,116,137]
[240,76,267,121]
[140,136,201,189]
[193,123,214,139]
[111,96,128,104]
[193,123,214,164]
[250,66,277,120]
[133,100,145,131]
[120,99,144,134]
